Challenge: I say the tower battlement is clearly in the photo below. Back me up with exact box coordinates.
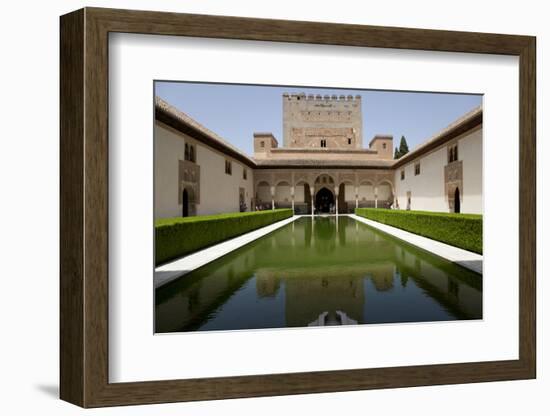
[283,92,361,102]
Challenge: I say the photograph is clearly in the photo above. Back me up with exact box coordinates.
[153,82,483,333]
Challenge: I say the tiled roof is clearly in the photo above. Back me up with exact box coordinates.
[254,159,394,169]
[155,97,256,166]
[393,105,482,168]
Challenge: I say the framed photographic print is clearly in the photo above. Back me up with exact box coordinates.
[60,7,536,408]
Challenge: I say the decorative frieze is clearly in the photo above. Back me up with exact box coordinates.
[254,169,395,192]
[178,159,200,215]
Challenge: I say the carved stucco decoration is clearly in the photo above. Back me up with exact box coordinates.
[444,160,463,211]
[339,172,356,184]
[293,173,310,186]
[273,171,293,186]
[178,159,200,215]
[254,171,272,186]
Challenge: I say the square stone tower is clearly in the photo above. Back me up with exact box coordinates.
[253,132,278,159]
[368,135,393,159]
[282,93,363,149]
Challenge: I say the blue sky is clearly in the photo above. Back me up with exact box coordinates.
[155,81,482,156]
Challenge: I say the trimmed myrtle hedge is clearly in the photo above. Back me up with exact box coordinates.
[355,208,482,254]
[155,209,293,265]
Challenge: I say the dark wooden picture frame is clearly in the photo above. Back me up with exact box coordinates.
[60,7,536,408]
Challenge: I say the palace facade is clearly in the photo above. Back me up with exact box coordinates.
[154,93,482,219]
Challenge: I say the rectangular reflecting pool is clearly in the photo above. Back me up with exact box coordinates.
[155,216,482,333]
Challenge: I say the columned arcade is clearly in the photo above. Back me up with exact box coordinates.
[254,170,395,215]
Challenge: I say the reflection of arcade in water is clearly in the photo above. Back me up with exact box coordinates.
[155,216,482,333]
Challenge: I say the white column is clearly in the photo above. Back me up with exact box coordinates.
[334,186,339,216]
[291,173,295,214]
[270,186,275,210]
[355,186,359,210]
[311,191,314,217]
[374,186,378,209]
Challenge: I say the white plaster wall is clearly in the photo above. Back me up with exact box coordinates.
[275,184,292,203]
[154,125,184,218]
[395,146,448,212]
[295,185,306,203]
[155,124,254,218]
[197,140,253,215]
[377,183,392,200]
[460,128,483,214]
[358,183,375,201]
[256,184,271,204]
[394,127,482,214]
[344,184,355,201]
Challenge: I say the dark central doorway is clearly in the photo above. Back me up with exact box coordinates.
[315,187,335,213]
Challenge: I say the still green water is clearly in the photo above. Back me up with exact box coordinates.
[155,216,482,333]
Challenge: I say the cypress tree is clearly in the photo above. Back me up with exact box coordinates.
[398,135,409,156]
[394,136,410,159]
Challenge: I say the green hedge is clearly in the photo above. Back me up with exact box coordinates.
[155,209,293,265]
[355,208,483,254]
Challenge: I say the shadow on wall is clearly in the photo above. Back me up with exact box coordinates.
[34,384,59,399]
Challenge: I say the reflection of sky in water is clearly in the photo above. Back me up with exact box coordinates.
[362,274,453,324]
[155,216,482,333]
[200,279,286,331]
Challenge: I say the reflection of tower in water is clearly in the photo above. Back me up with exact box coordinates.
[282,268,367,327]
[368,265,395,291]
[308,310,358,326]
[255,273,281,298]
